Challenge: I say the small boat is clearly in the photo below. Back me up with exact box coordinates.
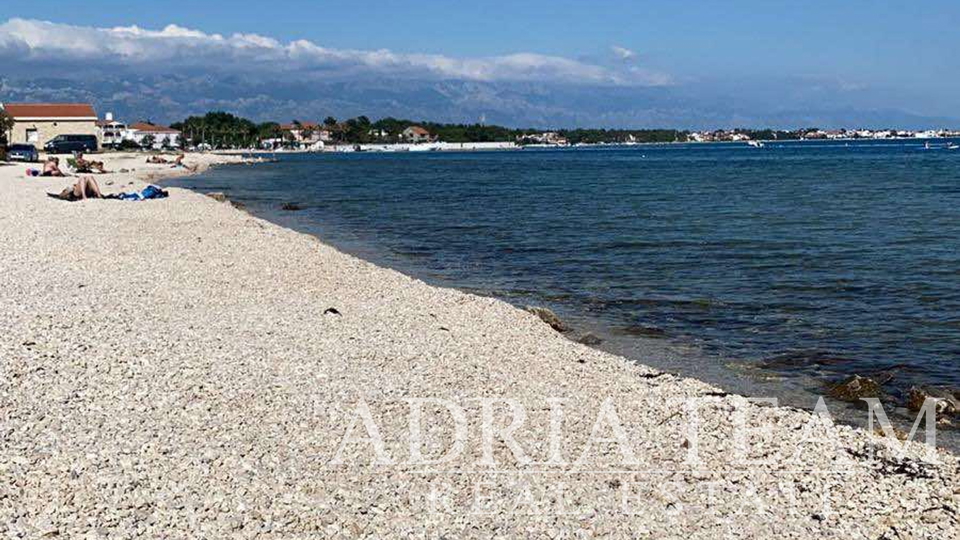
[947,143,959,150]
[747,140,765,148]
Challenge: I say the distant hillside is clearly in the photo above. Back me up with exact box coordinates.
[2,75,956,130]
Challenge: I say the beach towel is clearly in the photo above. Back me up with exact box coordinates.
[26,168,40,177]
[112,185,169,201]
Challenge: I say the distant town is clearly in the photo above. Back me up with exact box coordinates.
[1,102,959,156]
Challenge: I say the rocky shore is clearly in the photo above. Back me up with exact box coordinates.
[1,153,957,538]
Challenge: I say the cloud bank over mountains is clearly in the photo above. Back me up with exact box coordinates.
[0,18,670,86]
[1,18,953,129]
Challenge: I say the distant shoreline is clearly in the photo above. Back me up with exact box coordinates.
[208,134,960,155]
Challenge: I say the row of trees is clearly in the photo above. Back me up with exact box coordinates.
[167,111,919,149]
[169,113,379,147]
[559,129,687,145]
[170,112,265,149]
[167,111,693,148]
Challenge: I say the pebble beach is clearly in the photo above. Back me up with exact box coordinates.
[1,153,957,538]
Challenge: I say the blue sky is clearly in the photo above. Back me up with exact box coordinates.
[21,1,960,77]
[3,2,960,126]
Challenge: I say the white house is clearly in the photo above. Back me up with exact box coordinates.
[96,112,127,147]
[126,122,181,149]
[281,122,329,143]
[402,125,433,144]
[368,128,390,140]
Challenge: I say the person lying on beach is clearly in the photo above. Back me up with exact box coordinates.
[74,153,108,174]
[48,176,103,201]
[41,157,66,177]
[146,155,170,164]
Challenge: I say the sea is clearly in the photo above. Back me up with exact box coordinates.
[167,138,960,443]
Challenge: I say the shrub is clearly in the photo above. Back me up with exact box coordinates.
[116,139,142,151]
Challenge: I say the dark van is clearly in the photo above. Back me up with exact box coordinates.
[44,134,99,154]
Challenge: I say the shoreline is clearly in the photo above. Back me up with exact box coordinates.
[211,134,960,155]
[2,152,958,537]
[172,155,960,453]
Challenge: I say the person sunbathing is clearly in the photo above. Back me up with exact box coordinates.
[146,155,170,164]
[75,153,108,174]
[41,157,66,177]
[171,153,198,172]
[49,176,104,201]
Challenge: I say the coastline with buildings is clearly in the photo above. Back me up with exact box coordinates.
[3,102,958,157]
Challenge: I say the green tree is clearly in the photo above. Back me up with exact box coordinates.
[141,134,157,149]
[171,111,258,149]
[0,109,13,146]
[323,116,338,127]
[257,122,282,142]
[342,117,373,144]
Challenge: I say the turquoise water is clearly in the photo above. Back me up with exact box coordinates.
[169,139,960,413]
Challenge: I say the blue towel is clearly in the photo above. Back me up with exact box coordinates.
[115,185,169,201]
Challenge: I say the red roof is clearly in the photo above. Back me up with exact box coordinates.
[280,121,320,131]
[406,125,430,135]
[2,103,97,118]
[130,122,180,134]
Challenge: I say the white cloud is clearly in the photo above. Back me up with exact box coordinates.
[611,45,637,62]
[0,18,670,86]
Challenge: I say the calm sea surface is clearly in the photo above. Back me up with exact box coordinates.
[169,139,960,423]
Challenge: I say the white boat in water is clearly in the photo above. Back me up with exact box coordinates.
[747,140,765,148]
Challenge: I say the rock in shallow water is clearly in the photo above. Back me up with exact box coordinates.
[526,306,569,333]
[577,333,602,345]
[827,375,882,402]
[907,386,960,418]
[615,324,666,338]
[759,350,853,370]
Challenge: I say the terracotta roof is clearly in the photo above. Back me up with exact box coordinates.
[130,122,180,134]
[405,126,430,135]
[2,103,97,119]
[280,121,320,131]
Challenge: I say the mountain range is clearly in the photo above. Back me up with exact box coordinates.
[2,75,955,130]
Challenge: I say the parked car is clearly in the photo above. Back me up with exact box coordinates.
[6,143,40,162]
[44,134,99,154]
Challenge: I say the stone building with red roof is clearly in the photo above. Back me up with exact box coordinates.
[1,103,99,148]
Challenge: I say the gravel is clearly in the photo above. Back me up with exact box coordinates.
[0,153,956,538]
